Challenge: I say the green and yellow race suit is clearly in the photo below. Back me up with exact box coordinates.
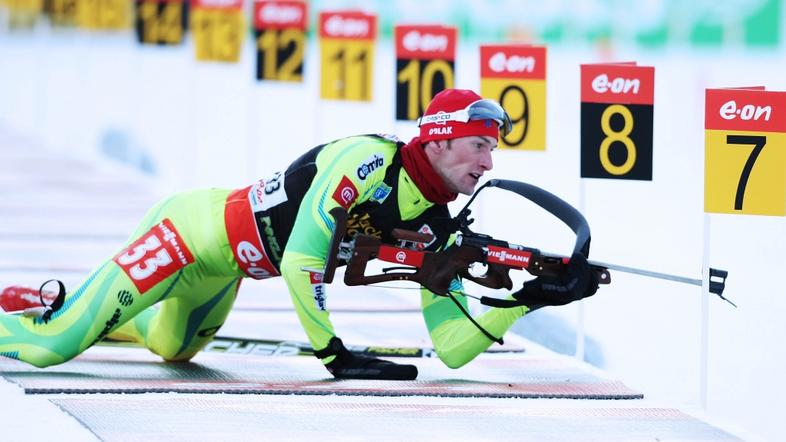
[0,135,526,369]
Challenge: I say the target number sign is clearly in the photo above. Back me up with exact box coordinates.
[254,0,307,82]
[77,0,130,30]
[480,45,546,150]
[395,25,456,121]
[580,63,654,180]
[705,88,786,216]
[191,0,244,63]
[135,0,185,45]
[319,11,376,101]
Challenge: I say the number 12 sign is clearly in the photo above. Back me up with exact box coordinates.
[705,88,786,216]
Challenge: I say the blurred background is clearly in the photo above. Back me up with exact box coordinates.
[0,0,784,439]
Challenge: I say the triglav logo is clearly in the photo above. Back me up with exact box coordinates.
[309,271,326,310]
[719,100,772,121]
[591,74,640,94]
[325,15,369,38]
[403,31,447,52]
[488,52,535,74]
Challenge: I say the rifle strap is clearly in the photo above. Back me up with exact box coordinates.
[446,292,504,345]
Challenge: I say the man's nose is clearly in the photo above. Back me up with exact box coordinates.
[479,149,493,171]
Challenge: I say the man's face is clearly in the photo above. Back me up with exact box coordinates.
[430,136,496,195]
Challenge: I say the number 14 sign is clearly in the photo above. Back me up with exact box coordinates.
[705,87,786,216]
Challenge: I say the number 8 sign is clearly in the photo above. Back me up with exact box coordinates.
[705,88,786,216]
[580,63,655,180]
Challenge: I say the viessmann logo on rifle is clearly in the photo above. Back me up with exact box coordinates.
[486,245,531,268]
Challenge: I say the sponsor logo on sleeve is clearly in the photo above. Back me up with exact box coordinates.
[309,271,326,310]
[357,154,385,180]
[332,175,358,209]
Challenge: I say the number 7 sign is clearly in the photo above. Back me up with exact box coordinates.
[705,88,786,216]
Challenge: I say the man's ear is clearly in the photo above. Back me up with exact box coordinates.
[425,140,447,154]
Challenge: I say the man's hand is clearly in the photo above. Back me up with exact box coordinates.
[317,337,418,380]
[513,252,599,311]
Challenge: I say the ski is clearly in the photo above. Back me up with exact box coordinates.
[98,335,525,358]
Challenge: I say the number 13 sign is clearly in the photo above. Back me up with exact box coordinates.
[705,88,786,216]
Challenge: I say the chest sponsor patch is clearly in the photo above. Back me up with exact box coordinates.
[113,219,194,294]
[370,182,392,204]
[332,175,359,209]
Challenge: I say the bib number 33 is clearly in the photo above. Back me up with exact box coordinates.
[113,218,194,294]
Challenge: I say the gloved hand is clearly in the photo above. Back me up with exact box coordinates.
[513,252,599,311]
[316,337,418,381]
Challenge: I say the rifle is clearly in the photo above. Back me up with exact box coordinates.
[324,179,611,309]
[323,178,732,308]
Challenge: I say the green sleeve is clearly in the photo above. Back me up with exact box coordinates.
[280,136,397,362]
[421,238,529,368]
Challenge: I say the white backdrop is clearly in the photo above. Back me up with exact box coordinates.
[1,27,784,439]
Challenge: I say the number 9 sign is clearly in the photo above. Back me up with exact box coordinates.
[480,45,546,150]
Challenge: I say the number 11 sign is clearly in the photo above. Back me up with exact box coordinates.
[705,88,786,216]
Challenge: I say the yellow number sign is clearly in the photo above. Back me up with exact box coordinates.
[192,0,244,63]
[705,88,786,216]
[480,45,546,151]
[4,0,43,28]
[45,0,78,27]
[76,0,129,30]
[395,25,456,121]
[253,0,307,82]
[135,0,184,46]
[319,11,376,101]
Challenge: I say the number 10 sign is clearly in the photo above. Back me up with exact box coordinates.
[705,87,786,216]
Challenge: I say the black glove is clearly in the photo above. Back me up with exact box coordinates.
[513,252,599,311]
[315,337,418,381]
